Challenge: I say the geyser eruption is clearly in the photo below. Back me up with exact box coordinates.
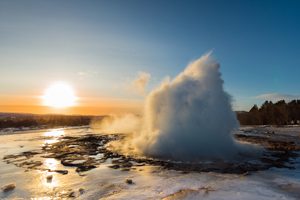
[134,53,243,161]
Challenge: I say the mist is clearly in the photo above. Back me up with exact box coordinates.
[91,114,140,134]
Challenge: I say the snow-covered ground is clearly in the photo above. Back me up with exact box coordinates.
[0,127,300,199]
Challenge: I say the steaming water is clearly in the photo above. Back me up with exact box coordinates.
[133,53,246,161]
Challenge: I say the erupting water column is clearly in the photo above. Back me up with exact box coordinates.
[134,53,242,161]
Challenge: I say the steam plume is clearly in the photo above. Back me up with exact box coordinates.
[131,71,151,96]
[133,53,243,161]
[91,114,140,134]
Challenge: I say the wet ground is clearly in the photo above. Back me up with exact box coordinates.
[1,126,300,199]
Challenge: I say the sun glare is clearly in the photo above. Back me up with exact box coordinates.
[42,82,77,108]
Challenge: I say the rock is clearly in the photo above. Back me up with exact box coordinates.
[46,175,53,182]
[122,162,133,168]
[75,165,96,173]
[61,159,87,167]
[3,154,20,160]
[6,132,296,177]
[20,160,43,169]
[1,183,16,192]
[109,164,120,169]
[163,188,200,199]
[68,191,76,197]
[22,151,40,158]
[79,188,85,194]
[53,170,68,175]
[125,179,133,184]
[69,160,87,165]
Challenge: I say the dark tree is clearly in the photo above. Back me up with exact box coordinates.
[237,99,300,125]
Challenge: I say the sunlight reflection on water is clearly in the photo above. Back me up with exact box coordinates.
[44,129,65,137]
[31,163,60,193]
[40,159,60,191]
[44,158,58,170]
[40,130,63,189]
[42,171,59,189]
[43,129,65,144]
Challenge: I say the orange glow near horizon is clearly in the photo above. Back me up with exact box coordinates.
[0,98,143,115]
[0,82,143,115]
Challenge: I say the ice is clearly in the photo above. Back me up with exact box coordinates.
[0,127,300,199]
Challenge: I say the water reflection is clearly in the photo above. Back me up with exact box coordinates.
[40,130,65,189]
[43,129,65,144]
[42,171,59,189]
[44,158,58,171]
[41,159,60,189]
[44,129,64,137]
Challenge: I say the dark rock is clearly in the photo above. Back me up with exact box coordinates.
[17,160,42,169]
[126,179,133,184]
[122,162,133,168]
[46,175,53,182]
[1,183,16,192]
[52,170,68,175]
[68,191,76,198]
[75,165,96,172]
[79,188,85,194]
[109,164,120,169]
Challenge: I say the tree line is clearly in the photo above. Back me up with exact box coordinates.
[0,113,97,129]
[237,100,300,125]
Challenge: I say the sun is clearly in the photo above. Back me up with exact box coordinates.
[42,82,77,108]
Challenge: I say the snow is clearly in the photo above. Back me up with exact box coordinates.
[0,127,300,199]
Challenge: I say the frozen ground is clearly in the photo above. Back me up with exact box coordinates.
[0,127,300,199]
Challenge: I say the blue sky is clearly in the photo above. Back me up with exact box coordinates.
[0,0,300,112]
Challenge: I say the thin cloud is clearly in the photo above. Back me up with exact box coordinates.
[77,71,99,80]
[255,93,300,102]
